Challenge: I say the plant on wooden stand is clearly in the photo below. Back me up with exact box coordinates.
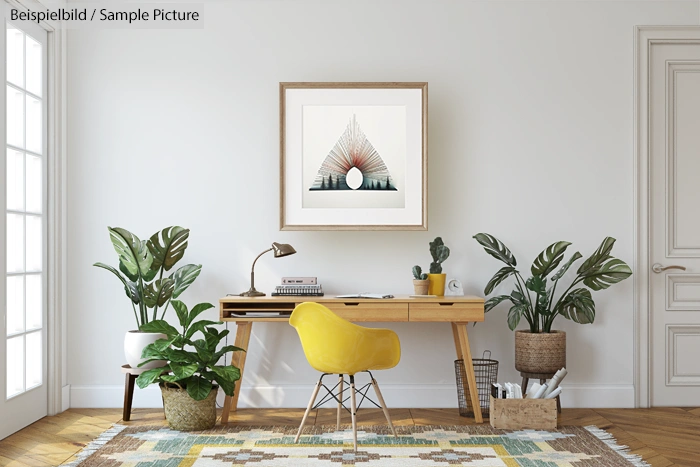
[428,237,450,296]
[135,299,244,430]
[473,233,632,373]
[94,226,202,369]
[412,265,429,295]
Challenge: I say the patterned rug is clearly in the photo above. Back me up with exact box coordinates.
[62,424,649,466]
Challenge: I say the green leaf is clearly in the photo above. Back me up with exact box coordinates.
[536,288,553,316]
[140,344,166,360]
[205,328,229,349]
[148,227,190,273]
[186,376,213,401]
[139,320,179,337]
[210,365,241,383]
[551,252,583,282]
[213,345,245,363]
[167,348,199,364]
[135,366,168,389]
[581,258,632,291]
[484,295,512,312]
[531,241,571,277]
[560,288,596,323]
[153,337,175,352]
[171,264,202,299]
[169,362,198,380]
[107,227,154,281]
[525,275,547,296]
[187,302,215,328]
[484,266,516,295]
[510,290,527,306]
[160,374,182,383]
[216,377,235,397]
[93,262,140,304]
[473,233,517,266]
[577,237,616,275]
[172,300,189,328]
[193,339,214,363]
[185,320,221,340]
[143,278,174,308]
[507,304,526,330]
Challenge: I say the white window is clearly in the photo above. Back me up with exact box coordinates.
[5,22,46,400]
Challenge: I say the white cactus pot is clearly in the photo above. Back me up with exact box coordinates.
[124,330,167,369]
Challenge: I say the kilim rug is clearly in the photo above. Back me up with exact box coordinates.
[61,424,650,466]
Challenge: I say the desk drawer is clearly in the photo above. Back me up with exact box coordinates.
[324,302,408,322]
[409,302,484,322]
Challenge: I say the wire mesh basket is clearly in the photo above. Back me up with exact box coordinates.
[455,350,498,417]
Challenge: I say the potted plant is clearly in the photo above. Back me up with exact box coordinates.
[94,226,202,369]
[474,233,632,374]
[427,237,450,296]
[135,300,244,430]
[412,265,430,295]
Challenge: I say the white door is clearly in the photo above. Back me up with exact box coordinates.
[649,33,700,406]
[0,4,48,439]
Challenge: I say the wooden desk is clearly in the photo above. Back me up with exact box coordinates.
[219,295,485,424]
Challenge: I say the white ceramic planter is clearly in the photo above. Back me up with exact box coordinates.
[124,330,167,369]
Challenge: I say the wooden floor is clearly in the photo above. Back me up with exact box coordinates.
[1,407,699,466]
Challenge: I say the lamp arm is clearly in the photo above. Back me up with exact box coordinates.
[250,248,273,274]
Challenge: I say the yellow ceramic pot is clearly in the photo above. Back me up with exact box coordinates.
[427,273,446,296]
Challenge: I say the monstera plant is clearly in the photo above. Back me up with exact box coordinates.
[473,233,632,373]
[94,226,202,368]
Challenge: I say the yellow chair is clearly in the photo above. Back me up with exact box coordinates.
[289,302,401,451]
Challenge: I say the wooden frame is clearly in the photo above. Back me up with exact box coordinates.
[280,82,428,231]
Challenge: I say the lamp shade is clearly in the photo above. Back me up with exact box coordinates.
[272,242,296,258]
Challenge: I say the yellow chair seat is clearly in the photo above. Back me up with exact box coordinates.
[289,302,401,375]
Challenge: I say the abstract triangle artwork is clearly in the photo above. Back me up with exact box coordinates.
[309,114,398,191]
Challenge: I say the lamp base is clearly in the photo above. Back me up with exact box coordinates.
[239,289,266,297]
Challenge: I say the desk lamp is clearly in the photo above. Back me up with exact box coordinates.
[240,242,296,297]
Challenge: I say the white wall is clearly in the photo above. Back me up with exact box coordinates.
[66,0,699,409]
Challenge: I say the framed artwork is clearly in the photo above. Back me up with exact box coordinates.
[280,82,428,230]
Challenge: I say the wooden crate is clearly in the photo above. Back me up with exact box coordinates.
[489,395,557,430]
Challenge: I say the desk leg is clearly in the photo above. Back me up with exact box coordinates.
[451,323,464,360]
[454,322,483,423]
[221,321,253,424]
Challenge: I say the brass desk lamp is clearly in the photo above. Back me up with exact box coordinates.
[240,242,296,297]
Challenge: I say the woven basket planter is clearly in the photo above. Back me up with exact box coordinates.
[515,330,566,374]
[161,384,218,431]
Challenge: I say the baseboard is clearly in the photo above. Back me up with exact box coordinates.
[69,383,635,409]
[62,384,71,412]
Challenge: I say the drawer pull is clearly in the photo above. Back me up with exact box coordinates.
[344,302,360,306]
[439,302,454,306]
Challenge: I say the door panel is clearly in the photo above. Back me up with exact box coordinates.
[650,42,700,406]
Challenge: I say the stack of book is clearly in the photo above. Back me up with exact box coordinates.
[271,277,324,297]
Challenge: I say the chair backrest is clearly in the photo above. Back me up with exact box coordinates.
[289,302,401,375]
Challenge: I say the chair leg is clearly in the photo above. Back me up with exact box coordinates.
[295,380,321,443]
[337,374,344,430]
[371,378,396,438]
[350,375,357,452]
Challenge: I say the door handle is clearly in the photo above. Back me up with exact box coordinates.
[652,263,687,273]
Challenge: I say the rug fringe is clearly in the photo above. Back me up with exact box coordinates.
[61,424,126,466]
[584,425,651,467]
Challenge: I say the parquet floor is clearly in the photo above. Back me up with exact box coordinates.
[0,407,699,466]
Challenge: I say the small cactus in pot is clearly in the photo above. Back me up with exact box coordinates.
[428,237,450,295]
[412,265,430,295]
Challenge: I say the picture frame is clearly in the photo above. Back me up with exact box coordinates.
[280,82,428,231]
